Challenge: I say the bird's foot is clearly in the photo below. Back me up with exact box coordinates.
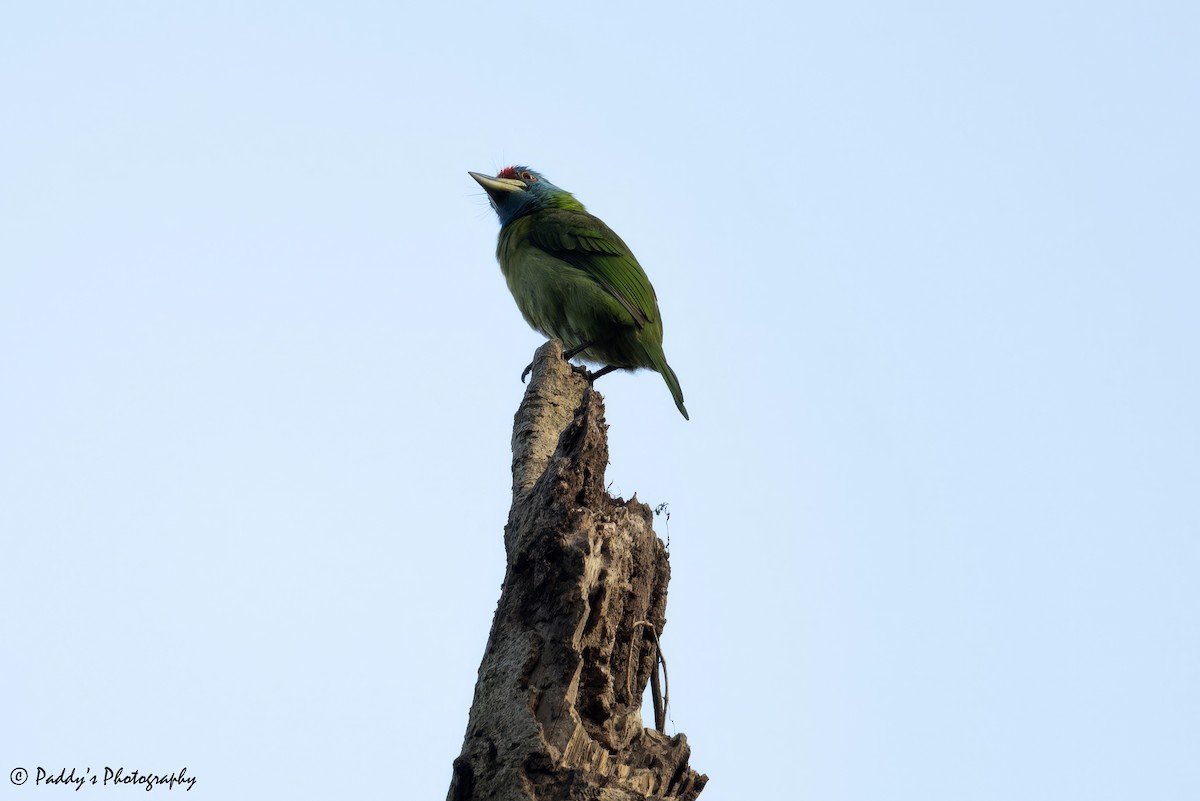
[562,340,596,362]
[588,365,619,384]
[521,347,617,386]
[565,364,619,385]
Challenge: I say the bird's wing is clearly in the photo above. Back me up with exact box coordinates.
[527,209,658,328]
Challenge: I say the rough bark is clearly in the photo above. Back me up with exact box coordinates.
[447,341,707,801]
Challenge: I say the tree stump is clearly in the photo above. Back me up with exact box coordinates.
[447,341,707,801]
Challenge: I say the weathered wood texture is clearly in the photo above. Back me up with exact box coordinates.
[448,341,706,801]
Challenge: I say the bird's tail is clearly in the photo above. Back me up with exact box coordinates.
[646,345,689,420]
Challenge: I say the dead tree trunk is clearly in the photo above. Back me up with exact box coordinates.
[447,341,707,801]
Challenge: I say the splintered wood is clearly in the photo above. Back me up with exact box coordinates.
[447,341,706,801]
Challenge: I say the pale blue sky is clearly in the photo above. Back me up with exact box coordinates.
[2,2,1197,799]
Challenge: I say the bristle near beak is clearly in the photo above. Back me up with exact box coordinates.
[469,171,527,204]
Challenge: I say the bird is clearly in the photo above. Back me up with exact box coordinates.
[468,166,688,420]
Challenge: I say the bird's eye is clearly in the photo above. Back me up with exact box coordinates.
[520,171,536,182]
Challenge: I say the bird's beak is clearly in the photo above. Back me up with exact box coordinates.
[469,171,527,204]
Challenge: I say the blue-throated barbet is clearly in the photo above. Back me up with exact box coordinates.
[469,166,688,420]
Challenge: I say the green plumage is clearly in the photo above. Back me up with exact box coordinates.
[471,167,688,419]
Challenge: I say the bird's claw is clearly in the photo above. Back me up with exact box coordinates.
[519,353,614,386]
